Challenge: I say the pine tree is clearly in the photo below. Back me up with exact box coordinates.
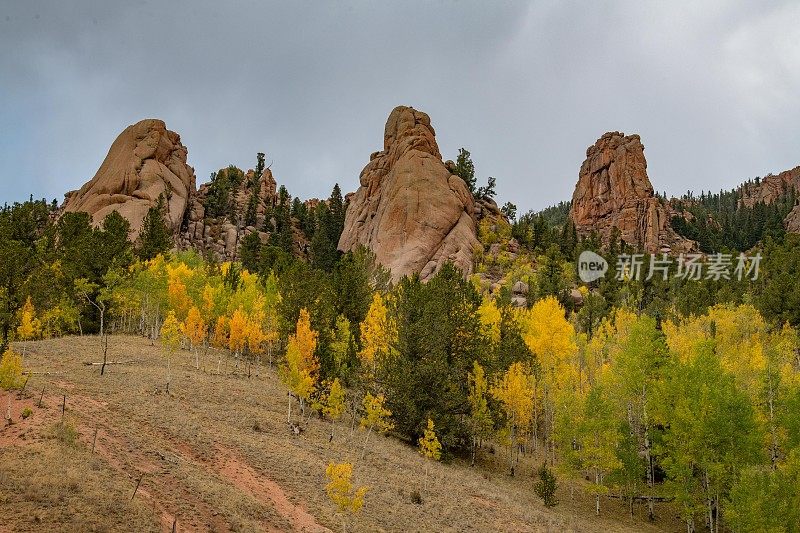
[454,148,476,194]
[534,463,559,507]
[137,195,172,260]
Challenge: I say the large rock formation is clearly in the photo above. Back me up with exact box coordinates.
[570,132,692,253]
[338,106,480,281]
[63,119,195,238]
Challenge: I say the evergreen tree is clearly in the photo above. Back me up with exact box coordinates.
[454,148,476,194]
[137,195,172,260]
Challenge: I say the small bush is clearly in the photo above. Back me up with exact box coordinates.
[21,407,33,419]
[410,490,423,505]
[0,348,24,390]
[534,463,558,507]
[49,421,79,446]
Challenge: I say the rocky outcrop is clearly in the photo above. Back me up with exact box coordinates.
[739,166,800,208]
[178,166,308,261]
[338,106,480,281]
[570,132,692,253]
[738,166,800,233]
[63,119,195,238]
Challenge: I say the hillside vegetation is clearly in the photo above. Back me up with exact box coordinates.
[1,336,674,532]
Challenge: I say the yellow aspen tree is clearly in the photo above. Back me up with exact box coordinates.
[182,306,207,369]
[167,276,191,320]
[246,314,266,367]
[358,293,395,381]
[16,296,41,355]
[0,348,24,390]
[322,377,346,440]
[280,309,320,423]
[477,297,502,345]
[517,296,577,457]
[294,308,319,375]
[201,283,219,322]
[212,315,229,374]
[160,311,181,393]
[228,308,248,358]
[491,361,534,476]
[330,315,353,377]
[325,462,369,532]
[360,392,394,458]
[418,418,442,488]
[468,360,494,466]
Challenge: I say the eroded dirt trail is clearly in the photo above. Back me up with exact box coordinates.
[212,444,331,533]
[3,381,329,532]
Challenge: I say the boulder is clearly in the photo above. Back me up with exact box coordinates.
[512,281,529,295]
[338,106,480,282]
[63,119,195,238]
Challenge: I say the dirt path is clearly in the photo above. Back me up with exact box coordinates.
[2,383,330,533]
[212,444,332,533]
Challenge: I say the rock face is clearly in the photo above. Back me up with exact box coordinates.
[338,106,480,281]
[739,166,800,208]
[570,132,692,253]
[738,165,800,233]
[63,119,195,238]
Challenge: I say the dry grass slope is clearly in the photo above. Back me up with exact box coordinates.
[0,336,682,532]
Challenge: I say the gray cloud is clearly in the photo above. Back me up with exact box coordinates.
[1,0,798,214]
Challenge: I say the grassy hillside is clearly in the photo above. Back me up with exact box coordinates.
[0,336,681,532]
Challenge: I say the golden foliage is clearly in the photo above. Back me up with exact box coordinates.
[325,462,368,515]
[160,311,182,355]
[280,309,320,401]
[517,296,577,390]
[358,293,395,374]
[16,296,41,341]
[322,378,346,421]
[477,297,502,345]
[491,362,534,437]
[182,306,207,349]
[0,348,24,390]
[360,392,394,434]
[418,418,442,461]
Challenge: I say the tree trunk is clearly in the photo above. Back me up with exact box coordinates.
[100,334,109,376]
[595,471,601,515]
[361,427,373,460]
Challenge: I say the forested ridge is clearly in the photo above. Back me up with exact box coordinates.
[2,176,800,532]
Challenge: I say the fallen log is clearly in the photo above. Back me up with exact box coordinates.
[605,494,675,503]
[83,360,137,366]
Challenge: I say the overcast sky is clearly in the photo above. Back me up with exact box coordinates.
[1,1,799,214]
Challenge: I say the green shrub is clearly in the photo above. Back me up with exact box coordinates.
[534,463,558,507]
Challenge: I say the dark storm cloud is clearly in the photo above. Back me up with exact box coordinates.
[1,1,798,214]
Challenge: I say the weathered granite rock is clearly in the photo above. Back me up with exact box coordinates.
[63,119,195,238]
[338,106,480,281]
